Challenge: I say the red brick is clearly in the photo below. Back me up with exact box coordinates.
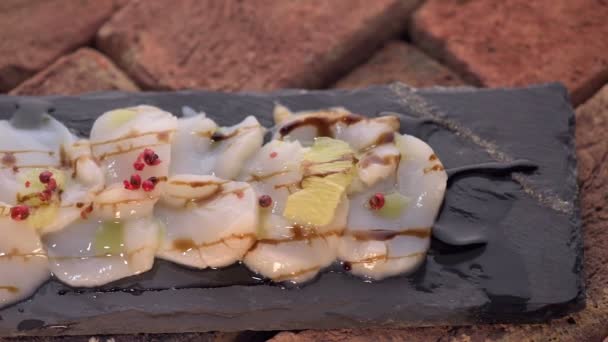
[0,0,126,92]
[96,0,420,91]
[10,48,139,96]
[333,41,466,89]
[411,0,608,105]
[271,85,608,341]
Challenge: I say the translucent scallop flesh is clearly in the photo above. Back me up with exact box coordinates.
[241,140,348,283]
[338,134,447,280]
[0,216,49,308]
[0,112,104,234]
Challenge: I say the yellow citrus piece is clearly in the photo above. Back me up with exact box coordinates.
[27,204,59,231]
[284,172,352,227]
[376,192,410,219]
[107,108,137,127]
[94,221,125,255]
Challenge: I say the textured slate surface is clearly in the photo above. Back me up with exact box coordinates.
[0,84,582,336]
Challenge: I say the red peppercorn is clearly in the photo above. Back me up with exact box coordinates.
[368,193,385,210]
[10,205,30,221]
[39,189,53,202]
[25,181,30,188]
[39,170,53,184]
[258,195,272,208]
[123,180,134,190]
[142,179,156,192]
[269,152,278,159]
[130,174,142,189]
[46,178,57,191]
[133,160,145,171]
[124,174,142,191]
[142,149,161,166]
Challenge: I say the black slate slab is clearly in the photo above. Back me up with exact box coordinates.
[0,83,583,336]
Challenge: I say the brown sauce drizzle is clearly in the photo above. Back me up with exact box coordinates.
[372,131,395,146]
[210,125,258,142]
[169,179,226,188]
[172,238,198,252]
[96,143,166,161]
[1,152,16,167]
[272,265,321,282]
[278,113,364,138]
[171,233,257,252]
[347,228,431,241]
[91,129,175,147]
[156,131,171,143]
[0,248,46,261]
[59,146,69,168]
[345,251,425,265]
[248,170,291,182]
[250,229,341,251]
[423,164,445,174]
[358,154,400,169]
[0,286,19,293]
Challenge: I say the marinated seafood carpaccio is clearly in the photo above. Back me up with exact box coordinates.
[0,103,447,308]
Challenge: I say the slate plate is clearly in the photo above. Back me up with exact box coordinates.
[0,83,583,336]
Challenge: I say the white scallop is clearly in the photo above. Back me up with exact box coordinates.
[90,105,177,219]
[44,214,160,287]
[0,112,104,234]
[0,210,50,309]
[273,104,399,150]
[241,140,347,283]
[90,105,176,186]
[155,175,258,269]
[338,134,447,280]
[171,114,265,179]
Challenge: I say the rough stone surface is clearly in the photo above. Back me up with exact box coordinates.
[0,0,125,92]
[96,0,419,91]
[410,0,608,105]
[333,41,466,89]
[271,85,608,341]
[10,48,139,96]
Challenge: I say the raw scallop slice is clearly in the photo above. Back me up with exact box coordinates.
[273,104,399,151]
[44,214,160,287]
[90,105,176,186]
[90,106,177,219]
[170,114,265,179]
[0,208,50,309]
[338,134,447,280]
[241,139,352,283]
[0,108,104,234]
[155,175,258,269]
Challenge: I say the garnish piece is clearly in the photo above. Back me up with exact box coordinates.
[38,170,53,184]
[10,205,30,221]
[284,172,351,226]
[133,160,145,171]
[303,137,354,175]
[368,193,385,210]
[123,174,142,190]
[94,221,125,254]
[258,195,273,208]
[270,152,278,158]
[18,168,66,206]
[142,176,158,192]
[376,192,410,219]
[141,148,161,166]
[38,189,52,202]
